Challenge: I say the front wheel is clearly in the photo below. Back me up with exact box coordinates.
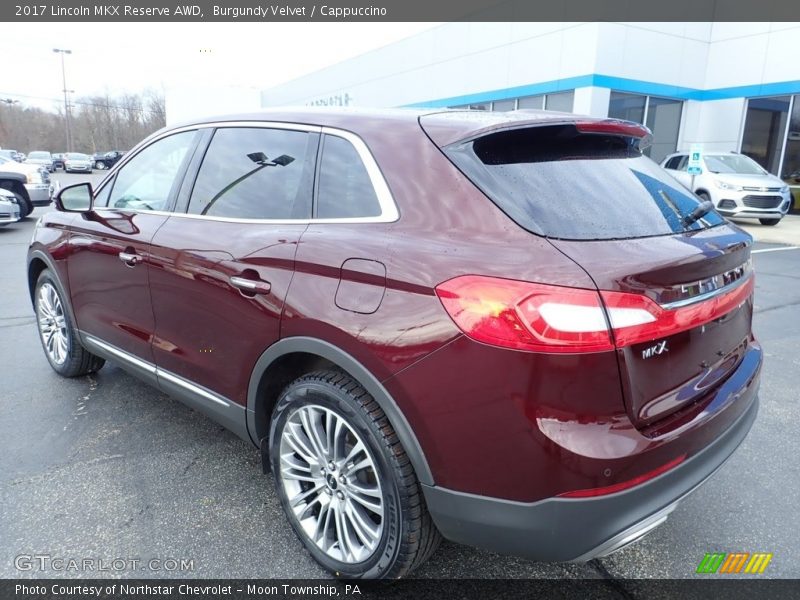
[270,370,440,579]
[34,270,105,377]
[759,218,781,226]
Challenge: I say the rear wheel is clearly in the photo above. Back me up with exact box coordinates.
[759,218,781,226]
[270,370,440,579]
[34,270,105,377]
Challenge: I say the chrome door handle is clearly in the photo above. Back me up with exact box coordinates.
[118,251,142,266]
[229,276,271,295]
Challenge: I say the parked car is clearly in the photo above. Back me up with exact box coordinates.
[0,149,21,162]
[661,151,792,226]
[29,109,761,579]
[92,150,125,170]
[63,152,93,173]
[0,155,52,217]
[52,153,66,170]
[783,169,800,214]
[0,187,21,226]
[25,151,55,172]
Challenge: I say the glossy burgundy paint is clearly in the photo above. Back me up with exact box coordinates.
[28,108,761,508]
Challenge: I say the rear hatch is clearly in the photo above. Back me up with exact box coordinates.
[423,113,755,430]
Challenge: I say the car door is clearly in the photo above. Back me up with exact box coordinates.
[664,154,692,189]
[67,130,200,366]
[147,124,319,416]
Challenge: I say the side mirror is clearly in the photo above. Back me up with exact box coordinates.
[54,182,93,213]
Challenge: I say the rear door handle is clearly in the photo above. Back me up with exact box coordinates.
[118,251,142,266]
[229,276,271,295]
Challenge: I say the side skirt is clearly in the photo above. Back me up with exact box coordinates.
[81,333,251,444]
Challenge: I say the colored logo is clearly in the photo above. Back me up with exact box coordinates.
[697,552,773,574]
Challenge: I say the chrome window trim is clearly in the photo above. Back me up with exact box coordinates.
[93,120,399,225]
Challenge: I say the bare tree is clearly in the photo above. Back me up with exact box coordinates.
[0,90,166,153]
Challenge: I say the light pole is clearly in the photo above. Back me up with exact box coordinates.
[53,48,72,151]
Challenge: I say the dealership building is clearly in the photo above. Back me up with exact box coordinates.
[257,22,799,196]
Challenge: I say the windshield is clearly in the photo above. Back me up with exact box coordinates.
[68,153,90,160]
[28,152,50,159]
[445,125,725,241]
[703,154,765,175]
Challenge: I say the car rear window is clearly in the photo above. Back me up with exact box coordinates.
[444,125,725,240]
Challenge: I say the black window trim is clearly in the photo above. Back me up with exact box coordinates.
[92,121,399,224]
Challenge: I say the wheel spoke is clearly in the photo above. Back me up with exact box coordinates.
[300,407,328,462]
[284,422,320,465]
[344,500,380,549]
[348,489,383,517]
[347,480,381,498]
[289,483,324,509]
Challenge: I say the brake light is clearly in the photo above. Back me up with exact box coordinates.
[558,454,686,498]
[574,119,651,139]
[435,274,754,354]
[435,276,614,353]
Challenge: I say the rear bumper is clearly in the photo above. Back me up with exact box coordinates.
[25,183,52,205]
[422,393,758,562]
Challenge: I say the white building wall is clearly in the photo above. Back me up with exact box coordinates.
[256,22,800,158]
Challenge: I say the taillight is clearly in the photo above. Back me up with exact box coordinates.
[434,276,614,353]
[600,276,754,347]
[435,274,754,354]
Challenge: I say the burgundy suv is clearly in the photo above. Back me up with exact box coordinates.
[28,109,761,579]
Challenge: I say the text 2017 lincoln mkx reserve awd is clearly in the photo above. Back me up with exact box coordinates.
[28,108,761,579]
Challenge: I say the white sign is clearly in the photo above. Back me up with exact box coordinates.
[688,144,703,175]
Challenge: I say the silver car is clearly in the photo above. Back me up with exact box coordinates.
[63,153,93,173]
[25,151,55,172]
[661,151,792,226]
[0,188,21,226]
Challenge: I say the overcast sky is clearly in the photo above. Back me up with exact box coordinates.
[0,23,439,110]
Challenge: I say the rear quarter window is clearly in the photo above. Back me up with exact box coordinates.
[316,135,381,219]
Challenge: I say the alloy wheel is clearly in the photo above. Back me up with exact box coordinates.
[279,404,384,564]
[37,282,69,365]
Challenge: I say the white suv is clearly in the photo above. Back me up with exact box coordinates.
[661,152,792,226]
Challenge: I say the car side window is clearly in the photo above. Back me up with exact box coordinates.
[187,127,315,219]
[676,155,689,171]
[316,134,381,219]
[107,131,197,212]
[664,156,681,170]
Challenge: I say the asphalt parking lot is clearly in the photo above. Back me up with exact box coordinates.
[1,171,799,581]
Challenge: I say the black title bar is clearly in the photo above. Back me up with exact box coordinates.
[4,0,800,22]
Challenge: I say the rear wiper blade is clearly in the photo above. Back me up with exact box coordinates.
[683,200,714,227]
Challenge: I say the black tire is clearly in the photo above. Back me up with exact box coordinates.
[12,192,32,218]
[34,269,105,377]
[697,192,711,202]
[269,370,441,579]
[759,218,781,226]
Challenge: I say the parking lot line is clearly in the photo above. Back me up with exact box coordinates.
[751,246,800,254]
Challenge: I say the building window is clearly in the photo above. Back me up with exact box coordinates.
[492,99,516,112]
[609,92,683,164]
[741,96,791,176]
[447,91,574,114]
[544,91,574,113]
